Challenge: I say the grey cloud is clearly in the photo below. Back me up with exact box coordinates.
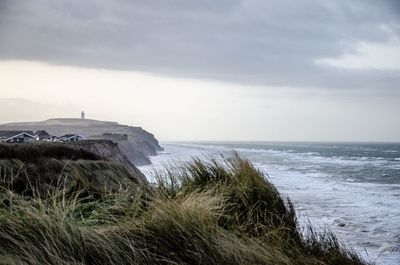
[0,0,399,90]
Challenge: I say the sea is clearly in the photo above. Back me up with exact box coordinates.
[139,142,400,265]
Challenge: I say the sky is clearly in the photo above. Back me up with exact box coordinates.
[0,0,399,141]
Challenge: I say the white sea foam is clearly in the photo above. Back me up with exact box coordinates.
[139,142,400,265]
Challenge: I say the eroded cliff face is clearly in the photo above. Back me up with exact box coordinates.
[89,133,151,166]
[0,140,147,196]
[0,118,163,166]
[67,140,146,181]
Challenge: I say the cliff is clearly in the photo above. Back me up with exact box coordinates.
[0,141,147,196]
[0,118,163,166]
[64,139,146,180]
[89,133,151,166]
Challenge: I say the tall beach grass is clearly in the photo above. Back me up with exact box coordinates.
[0,154,372,265]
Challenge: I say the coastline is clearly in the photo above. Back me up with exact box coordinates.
[139,142,400,265]
[0,145,371,264]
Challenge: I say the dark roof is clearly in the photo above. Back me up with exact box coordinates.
[35,130,51,139]
[60,134,80,138]
[0,131,35,139]
[35,130,50,136]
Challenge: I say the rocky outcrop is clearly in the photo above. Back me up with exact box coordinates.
[0,118,163,166]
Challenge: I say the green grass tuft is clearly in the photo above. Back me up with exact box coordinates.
[0,155,373,265]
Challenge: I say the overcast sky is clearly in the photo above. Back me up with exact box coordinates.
[0,0,399,141]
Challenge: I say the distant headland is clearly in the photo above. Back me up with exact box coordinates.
[0,118,163,166]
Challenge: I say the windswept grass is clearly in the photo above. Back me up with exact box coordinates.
[0,143,101,162]
[0,155,373,265]
[0,142,142,196]
[0,159,139,197]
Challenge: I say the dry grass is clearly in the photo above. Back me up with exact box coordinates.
[0,154,373,265]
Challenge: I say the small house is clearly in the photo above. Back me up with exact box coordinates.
[0,131,36,143]
[35,130,59,141]
[59,134,85,142]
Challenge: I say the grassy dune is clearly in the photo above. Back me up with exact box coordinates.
[0,143,140,197]
[0,154,372,265]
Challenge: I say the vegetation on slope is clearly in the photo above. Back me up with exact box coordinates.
[0,118,163,159]
[0,154,372,265]
[0,143,142,196]
[0,143,102,162]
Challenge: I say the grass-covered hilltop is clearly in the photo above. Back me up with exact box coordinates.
[0,143,372,265]
[0,118,164,166]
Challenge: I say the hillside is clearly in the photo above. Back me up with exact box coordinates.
[89,133,151,166]
[0,141,146,196]
[0,118,163,165]
[0,155,371,265]
[64,139,146,179]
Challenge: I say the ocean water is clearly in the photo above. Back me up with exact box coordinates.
[139,142,400,265]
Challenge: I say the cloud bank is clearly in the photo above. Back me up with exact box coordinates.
[0,0,399,90]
